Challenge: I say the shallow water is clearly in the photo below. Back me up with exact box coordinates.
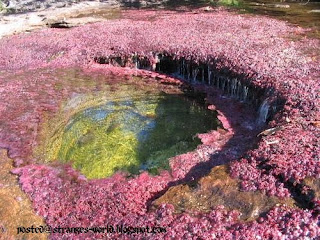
[241,0,320,38]
[135,0,320,39]
[37,70,219,179]
[60,94,218,178]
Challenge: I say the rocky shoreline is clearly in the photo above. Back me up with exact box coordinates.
[1,0,168,14]
[0,1,122,38]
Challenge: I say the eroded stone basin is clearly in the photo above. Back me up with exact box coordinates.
[40,79,219,179]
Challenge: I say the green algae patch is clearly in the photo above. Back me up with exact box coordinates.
[56,95,157,179]
[50,94,218,179]
[36,79,218,179]
[34,71,219,179]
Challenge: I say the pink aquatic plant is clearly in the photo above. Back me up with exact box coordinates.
[0,8,319,239]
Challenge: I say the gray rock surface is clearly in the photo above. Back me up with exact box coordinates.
[0,1,120,37]
[1,0,168,13]
[3,0,84,13]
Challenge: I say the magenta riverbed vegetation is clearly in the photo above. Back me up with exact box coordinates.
[0,8,319,239]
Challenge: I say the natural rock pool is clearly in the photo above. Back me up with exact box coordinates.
[41,81,218,179]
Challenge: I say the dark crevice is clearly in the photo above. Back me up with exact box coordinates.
[279,175,315,210]
[47,21,71,28]
[257,158,276,173]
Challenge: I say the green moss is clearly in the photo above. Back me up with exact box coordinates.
[218,0,241,7]
[0,1,5,12]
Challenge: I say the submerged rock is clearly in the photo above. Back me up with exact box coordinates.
[304,177,320,200]
[0,149,47,240]
[153,165,296,221]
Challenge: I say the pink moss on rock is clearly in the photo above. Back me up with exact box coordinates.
[0,8,319,239]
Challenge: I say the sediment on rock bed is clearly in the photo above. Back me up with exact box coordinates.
[0,149,48,240]
[152,165,296,222]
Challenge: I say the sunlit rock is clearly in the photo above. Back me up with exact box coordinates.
[153,165,296,221]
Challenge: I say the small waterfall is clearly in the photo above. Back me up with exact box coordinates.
[192,67,199,83]
[217,76,221,89]
[257,99,269,124]
[202,68,205,84]
[236,80,241,99]
[221,76,226,92]
[225,78,230,95]
[208,67,212,86]
[242,86,248,102]
[180,59,185,76]
[231,78,237,97]
[156,54,161,72]
[132,53,138,69]
[212,74,217,86]
[95,53,278,125]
